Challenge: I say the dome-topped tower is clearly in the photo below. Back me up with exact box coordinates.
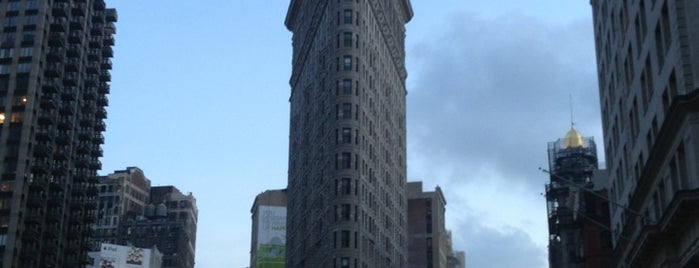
[563,127,586,148]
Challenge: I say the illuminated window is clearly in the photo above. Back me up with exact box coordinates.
[15,96,27,105]
[10,112,22,123]
[0,113,5,124]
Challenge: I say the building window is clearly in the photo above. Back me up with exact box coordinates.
[7,2,20,11]
[0,65,11,75]
[343,79,352,94]
[19,47,31,57]
[5,17,17,27]
[23,15,37,25]
[1,33,16,44]
[0,49,12,59]
[343,9,353,24]
[342,128,351,143]
[341,204,350,221]
[342,152,351,169]
[343,55,352,71]
[22,31,34,42]
[343,32,352,47]
[17,63,31,73]
[341,103,352,119]
[26,1,39,10]
[341,231,350,248]
[341,178,351,194]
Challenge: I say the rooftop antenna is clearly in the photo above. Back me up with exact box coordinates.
[569,93,575,129]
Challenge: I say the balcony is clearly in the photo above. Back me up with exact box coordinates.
[69,18,84,31]
[50,18,67,32]
[82,90,96,100]
[87,48,101,61]
[47,195,63,206]
[103,35,115,46]
[61,90,77,101]
[38,111,55,125]
[66,43,81,57]
[92,133,104,144]
[65,58,80,72]
[96,96,108,106]
[94,1,106,11]
[40,98,57,110]
[48,33,66,47]
[91,11,105,23]
[31,162,50,174]
[49,180,65,191]
[85,74,98,87]
[106,9,117,22]
[89,159,101,170]
[55,131,70,145]
[94,122,106,132]
[71,3,86,17]
[98,83,110,94]
[59,105,74,116]
[51,162,68,176]
[56,118,73,130]
[99,71,111,82]
[90,27,103,36]
[26,194,44,208]
[33,143,53,158]
[96,108,107,119]
[46,47,64,63]
[63,73,79,87]
[22,228,41,241]
[86,62,98,74]
[42,80,60,94]
[35,128,54,142]
[44,63,61,77]
[102,46,113,57]
[52,3,69,17]
[46,210,62,222]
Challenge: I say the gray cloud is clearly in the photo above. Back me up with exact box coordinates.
[406,11,601,268]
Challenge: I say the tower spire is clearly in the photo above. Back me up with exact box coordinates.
[569,93,575,129]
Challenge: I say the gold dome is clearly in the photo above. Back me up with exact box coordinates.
[563,127,585,148]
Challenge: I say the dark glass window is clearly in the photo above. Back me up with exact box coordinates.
[342,103,352,119]
[343,32,352,47]
[343,9,352,24]
[342,79,351,94]
[342,128,351,143]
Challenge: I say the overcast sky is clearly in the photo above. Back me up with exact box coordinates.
[102,1,602,267]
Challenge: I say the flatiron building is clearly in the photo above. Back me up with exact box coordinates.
[284,0,413,267]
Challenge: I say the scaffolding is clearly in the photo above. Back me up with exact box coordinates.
[545,135,597,268]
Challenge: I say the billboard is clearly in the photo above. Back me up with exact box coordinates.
[89,243,159,268]
[257,206,286,268]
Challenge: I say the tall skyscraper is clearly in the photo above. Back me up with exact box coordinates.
[544,128,611,267]
[590,0,699,266]
[0,1,115,267]
[284,1,413,267]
